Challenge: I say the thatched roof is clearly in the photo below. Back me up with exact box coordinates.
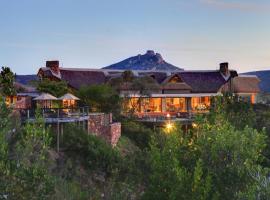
[60,69,106,89]
[178,71,228,93]
[58,93,80,100]
[33,93,58,101]
[162,82,192,90]
[38,63,260,94]
[232,76,260,93]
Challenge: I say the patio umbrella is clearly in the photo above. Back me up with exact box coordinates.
[58,93,80,108]
[58,93,80,101]
[33,93,58,108]
[33,93,58,101]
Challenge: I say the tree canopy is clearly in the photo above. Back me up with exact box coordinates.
[0,66,16,96]
[36,78,69,97]
[77,84,121,114]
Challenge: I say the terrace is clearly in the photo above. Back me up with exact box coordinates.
[19,107,90,124]
[123,95,213,123]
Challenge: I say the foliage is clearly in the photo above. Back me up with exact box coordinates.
[109,71,159,117]
[122,70,134,82]
[37,78,68,97]
[143,129,213,200]
[252,104,270,165]
[237,166,270,200]
[0,66,16,96]
[52,178,91,200]
[62,124,121,174]
[77,84,121,115]
[257,92,270,105]
[8,110,54,199]
[122,120,154,149]
[131,76,160,96]
[144,104,267,200]
[0,99,12,198]
[209,94,256,130]
[0,105,55,199]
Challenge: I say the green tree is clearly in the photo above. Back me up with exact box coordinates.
[209,94,256,129]
[37,78,68,97]
[0,66,16,96]
[9,110,54,199]
[109,73,160,117]
[122,120,154,149]
[144,104,267,199]
[0,99,12,198]
[77,84,121,115]
[144,130,212,200]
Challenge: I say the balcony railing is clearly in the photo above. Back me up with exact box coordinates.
[18,107,90,123]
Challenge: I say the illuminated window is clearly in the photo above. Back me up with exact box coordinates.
[141,98,162,113]
[166,98,186,112]
[191,97,210,112]
[169,75,182,83]
[125,98,140,113]
[63,100,76,108]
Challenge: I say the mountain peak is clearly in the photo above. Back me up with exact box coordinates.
[103,50,183,71]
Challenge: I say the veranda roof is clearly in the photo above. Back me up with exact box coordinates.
[58,93,80,100]
[33,93,58,101]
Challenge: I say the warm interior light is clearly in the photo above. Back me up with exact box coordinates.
[166,113,170,118]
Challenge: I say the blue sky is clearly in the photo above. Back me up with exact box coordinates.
[0,0,270,74]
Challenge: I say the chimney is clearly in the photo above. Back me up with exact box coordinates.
[46,60,60,74]
[219,62,229,77]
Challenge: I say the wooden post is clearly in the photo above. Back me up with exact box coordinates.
[82,107,86,130]
[57,109,60,153]
[61,123,64,144]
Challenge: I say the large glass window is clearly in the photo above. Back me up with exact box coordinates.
[191,97,210,111]
[239,94,252,103]
[141,98,162,113]
[166,98,186,113]
[126,98,140,113]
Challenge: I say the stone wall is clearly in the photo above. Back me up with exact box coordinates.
[88,113,121,147]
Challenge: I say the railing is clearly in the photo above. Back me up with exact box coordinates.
[18,107,90,122]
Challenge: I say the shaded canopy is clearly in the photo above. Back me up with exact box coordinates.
[33,93,58,101]
[58,93,80,100]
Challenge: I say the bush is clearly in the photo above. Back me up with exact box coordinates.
[122,120,154,149]
[62,124,121,174]
[76,84,121,116]
[143,110,267,200]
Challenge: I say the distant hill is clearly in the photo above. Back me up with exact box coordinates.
[242,70,270,92]
[103,50,183,71]
[15,75,38,86]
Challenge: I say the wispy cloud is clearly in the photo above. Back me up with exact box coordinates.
[200,0,270,12]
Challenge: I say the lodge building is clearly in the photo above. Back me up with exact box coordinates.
[38,61,260,119]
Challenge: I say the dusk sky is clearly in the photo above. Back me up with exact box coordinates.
[0,0,270,74]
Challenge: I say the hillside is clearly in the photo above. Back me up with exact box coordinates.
[242,70,270,92]
[15,74,38,85]
[103,50,183,71]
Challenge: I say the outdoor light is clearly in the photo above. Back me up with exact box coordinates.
[166,122,173,131]
[192,123,198,128]
[166,113,170,118]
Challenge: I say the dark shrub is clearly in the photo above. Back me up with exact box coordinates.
[122,120,154,149]
[62,124,120,174]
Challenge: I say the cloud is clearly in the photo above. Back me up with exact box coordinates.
[200,0,270,12]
